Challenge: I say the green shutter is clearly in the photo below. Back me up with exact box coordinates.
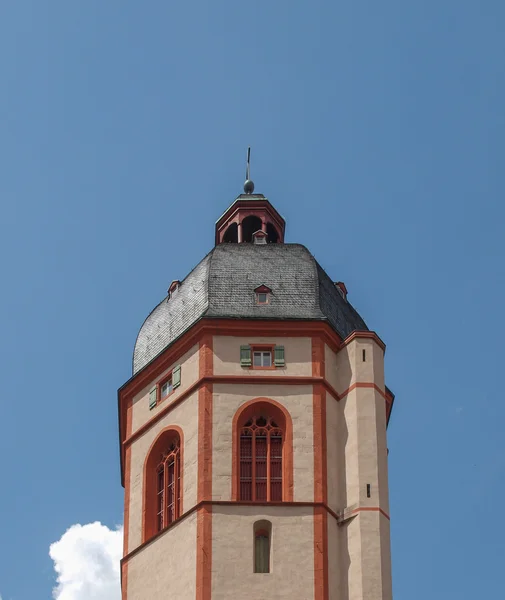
[274,345,285,367]
[240,345,252,367]
[149,386,157,409]
[173,365,181,388]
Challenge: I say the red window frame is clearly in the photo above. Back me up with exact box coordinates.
[155,438,181,532]
[159,375,173,401]
[143,427,184,543]
[239,415,283,502]
[250,345,275,370]
[156,370,175,405]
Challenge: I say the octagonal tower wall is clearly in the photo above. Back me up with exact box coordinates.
[119,322,392,600]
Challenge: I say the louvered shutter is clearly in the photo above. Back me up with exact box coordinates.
[240,345,252,367]
[149,386,157,409]
[274,345,285,367]
[173,365,181,388]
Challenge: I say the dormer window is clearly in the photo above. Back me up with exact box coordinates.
[255,285,271,305]
[252,230,268,245]
[334,281,348,301]
[168,280,180,299]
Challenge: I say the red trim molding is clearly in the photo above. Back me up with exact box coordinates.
[121,396,133,599]
[196,337,213,600]
[197,384,213,502]
[199,334,213,379]
[342,330,386,352]
[121,320,344,398]
[124,376,329,449]
[339,382,387,401]
[313,383,327,504]
[338,506,391,522]
[312,336,328,599]
[121,561,128,600]
[121,374,391,484]
[118,319,353,475]
[311,336,325,379]
[197,330,213,502]
[120,499,389,568]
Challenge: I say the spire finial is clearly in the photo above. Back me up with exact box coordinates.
[244,146,254,194]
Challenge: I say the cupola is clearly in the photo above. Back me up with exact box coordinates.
[215,148,285,245]
[215,193,285,244]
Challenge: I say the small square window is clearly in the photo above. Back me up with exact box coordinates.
[257,292,268,304]
[253,351,272,367]
[161,378,173,398]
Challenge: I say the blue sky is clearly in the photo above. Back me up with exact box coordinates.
[1,1,504,598]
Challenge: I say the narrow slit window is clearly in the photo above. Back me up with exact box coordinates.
[254,530,270,573]
[362,349,366,362]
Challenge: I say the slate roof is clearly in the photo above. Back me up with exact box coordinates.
[133,243,368,374]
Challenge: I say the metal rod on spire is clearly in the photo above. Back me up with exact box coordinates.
[243,146,254,194]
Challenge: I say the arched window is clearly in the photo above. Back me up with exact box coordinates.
[155,438,181,530]
[223,222,238,243]
[233,399,293,502]
[266,222,279,243]
[242,216,263,242]
[254,520,272,573]
[240,415,282,501]
[143,427,183,542]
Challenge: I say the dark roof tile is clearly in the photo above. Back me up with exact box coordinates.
[133,244,368,374]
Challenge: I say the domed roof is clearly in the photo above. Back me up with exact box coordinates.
[133,243,368,374]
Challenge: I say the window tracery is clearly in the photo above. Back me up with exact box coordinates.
[155,439,181,531]
[239,415,283,501]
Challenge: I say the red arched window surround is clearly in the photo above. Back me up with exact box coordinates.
[142,426,184,543]
[232,399,293,502]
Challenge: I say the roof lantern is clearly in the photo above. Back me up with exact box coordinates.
[215,148,285,245]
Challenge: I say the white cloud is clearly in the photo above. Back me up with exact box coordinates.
[49,522,123,600]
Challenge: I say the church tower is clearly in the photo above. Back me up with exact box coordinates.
[118,161,395,600]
